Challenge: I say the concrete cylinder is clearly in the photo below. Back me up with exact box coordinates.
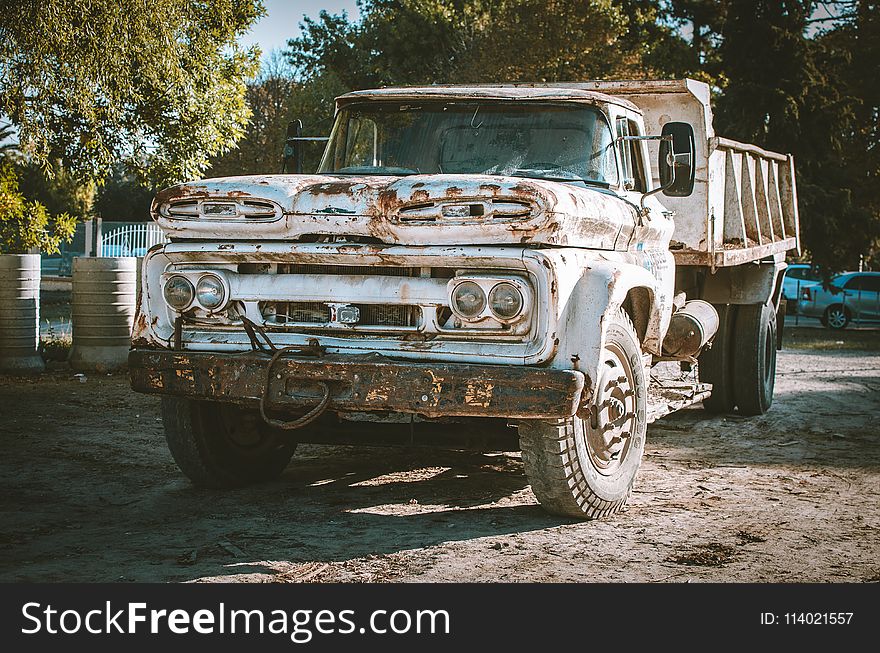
[69,257,137,372]
[0,253,45,374]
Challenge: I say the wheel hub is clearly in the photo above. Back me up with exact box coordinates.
[584,342,637,475]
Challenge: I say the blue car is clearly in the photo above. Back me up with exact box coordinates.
[798,271,880,329]
[782,264,822,313]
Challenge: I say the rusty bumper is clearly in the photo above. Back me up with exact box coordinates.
[129,349,585,419]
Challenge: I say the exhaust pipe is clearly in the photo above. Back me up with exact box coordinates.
[661,300,719,359]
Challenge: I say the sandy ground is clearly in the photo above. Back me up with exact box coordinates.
[1,345,878,583]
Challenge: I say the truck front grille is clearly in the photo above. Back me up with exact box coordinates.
[265,302,419,328]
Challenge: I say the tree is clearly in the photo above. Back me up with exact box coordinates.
[0,122,17,157]
[0,0,264,186]
[207,52,299,178]
[287,1,694,88]
[0,163,76,255]
[712,0,879,272]
[93,166,155,222]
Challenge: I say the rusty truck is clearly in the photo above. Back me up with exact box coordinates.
[129,79,799,519]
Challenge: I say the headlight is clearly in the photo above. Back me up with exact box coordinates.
[451,281,486,319]
[163,275,194,311]
[489,282,523,320]
[195,274,226,311]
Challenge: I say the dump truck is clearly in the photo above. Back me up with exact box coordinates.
[129,79,799,519]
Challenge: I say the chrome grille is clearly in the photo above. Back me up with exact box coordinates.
[278,302,330,324]
[265,302,418,328]
[359,304,417,327]
[279,264,415,277]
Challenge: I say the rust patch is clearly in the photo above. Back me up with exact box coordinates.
[463,381,494,407]
[175,369,195,383]
[133,311,149,337]
[444,186,463,197]
[155,184,210,203]
[410,189,430,203]
[375,189,400,213]
[306,181,360,196]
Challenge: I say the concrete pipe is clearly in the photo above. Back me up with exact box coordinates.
[69,257,137,372]
[0,253,45,374]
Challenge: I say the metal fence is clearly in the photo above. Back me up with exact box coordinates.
[98,222,167,257]
[41,220,167,276]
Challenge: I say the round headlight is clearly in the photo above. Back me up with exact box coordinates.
[163,275,194,311]
[489,282,523,320]
[452,281,486,319]
[196,274,226,311]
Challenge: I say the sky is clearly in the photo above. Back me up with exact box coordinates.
[238,0,361,60]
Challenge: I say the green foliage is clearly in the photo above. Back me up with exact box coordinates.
[207,55,347,177]
[0,163,77,255]
[711,0,879,272]
[288,1,694,87]
[14,160,95,220]
[93,165,154,222]
[0,0,264,186]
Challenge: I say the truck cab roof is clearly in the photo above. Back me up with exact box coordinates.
[336,85,642,113]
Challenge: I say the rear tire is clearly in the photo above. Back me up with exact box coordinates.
[162,398,296,488]
[519,309,647,519]
[698,303,735,413]
[823,304,850,330]
[731,303,777,416]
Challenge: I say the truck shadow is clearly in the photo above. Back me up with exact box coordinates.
[645,379,880,470]
[133,446,573,582]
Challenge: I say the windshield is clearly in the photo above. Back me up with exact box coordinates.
[318,101,619,187]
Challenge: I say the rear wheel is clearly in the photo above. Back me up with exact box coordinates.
[162,398,296,488]
[698,303,735,413]
[823,304,850,330]
[731,303,777,416]
[519,309,647,519]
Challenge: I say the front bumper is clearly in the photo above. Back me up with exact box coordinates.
[129,349,586,419]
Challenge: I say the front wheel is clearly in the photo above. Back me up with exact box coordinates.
[519,309,647,519]
[162,398,296,488]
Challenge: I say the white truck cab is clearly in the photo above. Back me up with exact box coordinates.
[131,79,799,519]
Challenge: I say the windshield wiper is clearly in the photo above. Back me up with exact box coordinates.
[509,170,610,187]
[333,165,420,176]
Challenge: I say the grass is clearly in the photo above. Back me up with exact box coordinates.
[784,325,880,351]
[40,316,72,362]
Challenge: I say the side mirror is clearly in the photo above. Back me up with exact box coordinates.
[659,121,695,197]
[281,119,303,174]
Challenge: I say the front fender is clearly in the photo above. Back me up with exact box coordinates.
[529,249,671,401]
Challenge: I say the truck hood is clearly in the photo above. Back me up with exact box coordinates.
[152,173,637,249]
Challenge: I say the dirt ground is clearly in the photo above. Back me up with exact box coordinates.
[1,336,878,583]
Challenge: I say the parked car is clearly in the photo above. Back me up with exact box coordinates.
[782,263,821,312]
[798,271,880,329]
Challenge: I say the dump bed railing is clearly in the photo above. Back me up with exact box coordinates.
[677,136,800,269]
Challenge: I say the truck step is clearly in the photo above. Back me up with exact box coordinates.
[647,380,712,424]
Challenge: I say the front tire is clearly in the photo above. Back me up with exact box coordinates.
[162,398,296,488]
[519,309,647,519]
